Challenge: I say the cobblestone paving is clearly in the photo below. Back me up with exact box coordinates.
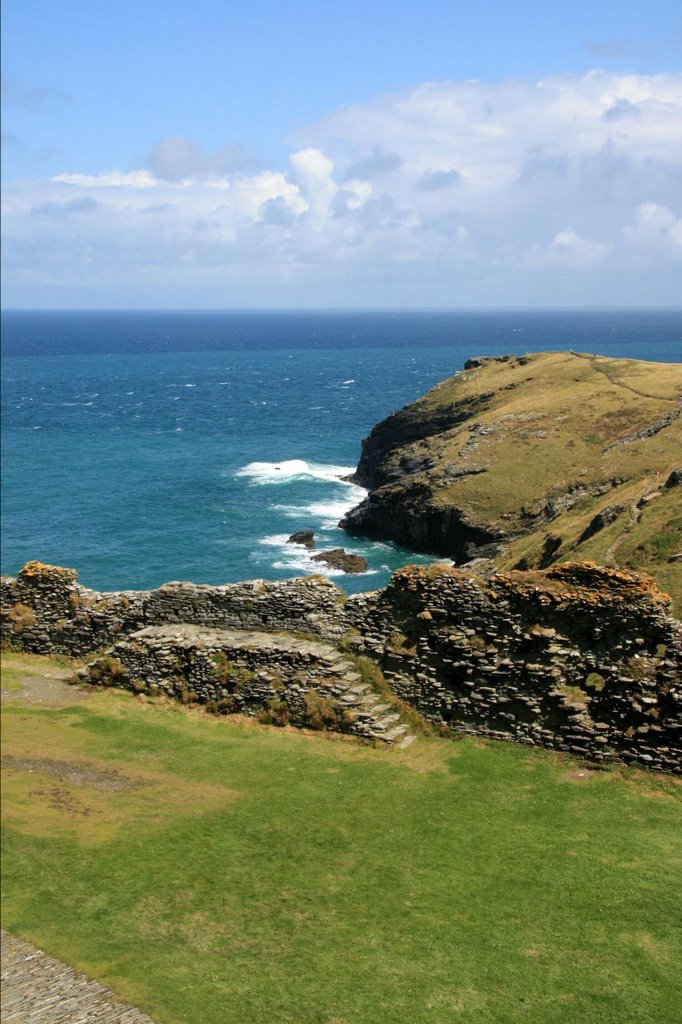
[1,930,157,1023]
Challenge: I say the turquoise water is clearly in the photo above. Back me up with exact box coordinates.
[2,310,680,593]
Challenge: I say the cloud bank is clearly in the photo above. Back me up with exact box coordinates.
[3,71,681,306]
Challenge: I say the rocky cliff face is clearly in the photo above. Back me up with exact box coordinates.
[341,351,682,613]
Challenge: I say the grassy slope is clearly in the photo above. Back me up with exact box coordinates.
[383,351,682,612]
[2,653,681,1024]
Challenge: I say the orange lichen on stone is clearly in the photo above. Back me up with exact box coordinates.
[18,561,78,582]
[486,561,671,610]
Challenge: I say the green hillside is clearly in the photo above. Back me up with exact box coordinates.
[342,351,682,614]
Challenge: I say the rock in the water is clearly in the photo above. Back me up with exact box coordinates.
[287,530,316,549]
[311,549,368,573]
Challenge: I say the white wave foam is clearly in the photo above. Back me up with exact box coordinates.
[306,497,362,528]
[259,533,292,547]
[259,533,378,578]
[236,459,356,486]
[271,488,365,527]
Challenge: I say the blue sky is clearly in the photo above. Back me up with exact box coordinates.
[2,0,681,308]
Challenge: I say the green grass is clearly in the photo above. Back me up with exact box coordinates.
[2,653,681,1024]
[0,651,76,693]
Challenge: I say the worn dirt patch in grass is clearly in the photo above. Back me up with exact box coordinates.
[1,729,237,845]
[562,769,599,782]
[1,756,138,792]
[1,654,91,706]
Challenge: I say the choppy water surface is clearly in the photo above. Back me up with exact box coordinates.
[2,310,680,593]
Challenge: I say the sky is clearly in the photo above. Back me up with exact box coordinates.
[2,0,681,309]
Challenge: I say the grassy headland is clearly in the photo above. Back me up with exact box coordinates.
[343,351,682,614]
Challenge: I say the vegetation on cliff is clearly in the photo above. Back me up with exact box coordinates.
[341,351,682,614]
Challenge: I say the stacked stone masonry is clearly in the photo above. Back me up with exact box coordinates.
[2,560,681,771]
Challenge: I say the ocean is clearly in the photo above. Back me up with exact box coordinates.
[2,309,681,594]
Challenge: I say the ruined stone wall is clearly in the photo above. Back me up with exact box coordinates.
[81,624,410,745]
[344,564,682,773]
[2,560,681,772]
[1,561,347,658]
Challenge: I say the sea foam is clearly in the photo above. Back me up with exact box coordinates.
[236,459,355,485]
[257,533,378,578]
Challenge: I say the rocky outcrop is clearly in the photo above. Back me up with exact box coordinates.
[287,530,316,548]
[310,549,368,573]
[2,560,681,772]
[339,352,682,611]
[341,481,503,562]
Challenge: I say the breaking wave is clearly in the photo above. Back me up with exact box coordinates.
[236,459,355,485]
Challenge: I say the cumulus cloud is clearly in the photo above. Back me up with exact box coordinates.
[623,202,682,257]
[342,147,402,180]
[3,71,682,304]
[418,168,462,191]
[521,229,612,267]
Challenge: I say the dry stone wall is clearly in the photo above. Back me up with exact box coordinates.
[0,562,347,658]
[344,564,682,773]
[80,624,412,745]
[2,560,681,771]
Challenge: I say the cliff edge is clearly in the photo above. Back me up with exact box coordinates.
[341,351,682,614]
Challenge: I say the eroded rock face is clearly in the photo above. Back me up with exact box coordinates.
[340,482,503,562]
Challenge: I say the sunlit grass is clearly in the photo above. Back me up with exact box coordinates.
[2,652,681,1024]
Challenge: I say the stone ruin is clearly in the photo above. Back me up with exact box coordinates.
[2,560,681,772]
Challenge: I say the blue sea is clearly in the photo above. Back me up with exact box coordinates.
[2,310,681,595]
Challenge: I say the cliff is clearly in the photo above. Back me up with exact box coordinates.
[341,351,682,614]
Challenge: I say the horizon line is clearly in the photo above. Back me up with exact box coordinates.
[3,306,682,315]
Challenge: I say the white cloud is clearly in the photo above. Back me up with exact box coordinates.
[3,71,681,304]
[623,201,682,258]
[53,170,158,188]
[521,230,612,267]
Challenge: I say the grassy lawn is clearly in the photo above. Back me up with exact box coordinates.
[2,652,681,1024]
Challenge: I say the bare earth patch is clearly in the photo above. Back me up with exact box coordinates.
[1,756,138,792]
[1,656,91,705]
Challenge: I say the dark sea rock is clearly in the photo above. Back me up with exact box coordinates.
[310,549,368,573]
[287,530,316,549]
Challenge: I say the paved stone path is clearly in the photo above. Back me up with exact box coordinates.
[1,930,157,1024]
